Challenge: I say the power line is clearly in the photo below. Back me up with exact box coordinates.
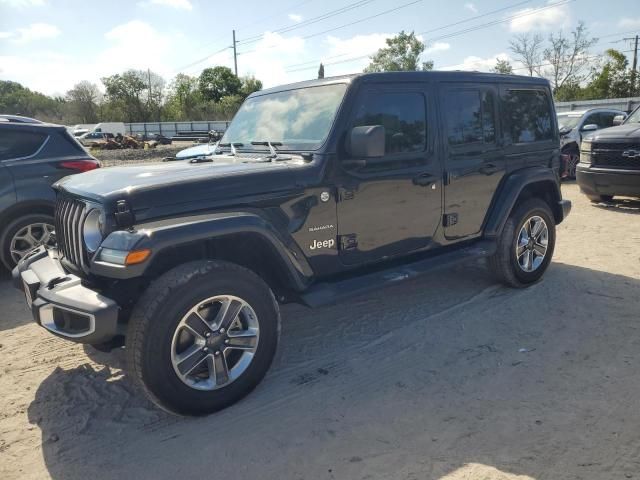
[422,0,576,42]
[237,0,377,45]
[238,0,424,56]
[285,0,576,73]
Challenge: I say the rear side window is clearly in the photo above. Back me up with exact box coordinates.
[0,129,48,160]
[445,90,496,146]
[352,91,426,154]
[502,89,553,143]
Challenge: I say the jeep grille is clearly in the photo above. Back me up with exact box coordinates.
[54,195,88,270]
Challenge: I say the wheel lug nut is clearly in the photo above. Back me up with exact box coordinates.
[215,351,221,356]
[224,339,230,345]
[203,347,209,352]
[219,328,225,334]
[205,332,211,338]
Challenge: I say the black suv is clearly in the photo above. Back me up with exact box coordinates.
[0,116,100,269]
[13,72,571,415]
[577,105,640,202]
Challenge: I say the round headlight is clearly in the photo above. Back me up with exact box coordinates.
[83,209,105,252]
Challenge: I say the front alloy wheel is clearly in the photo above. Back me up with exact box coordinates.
[171,295,260,391]
[126,260,280,416]
[515,215,548,273]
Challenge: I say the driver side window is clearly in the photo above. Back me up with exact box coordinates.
[351,91,426,155]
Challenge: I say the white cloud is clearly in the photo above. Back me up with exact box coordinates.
[0,20,189,95]
[5,23,61,44]
[0,0,45,6]
[139,0,192,10]
[322,33,391,73]
[425,41,450,54]
[464,2,478,14]
[508,1,570,33]
[203,31,306,88]
[288,13,303,22]
[618,17,640,29]
[441,52,512,72]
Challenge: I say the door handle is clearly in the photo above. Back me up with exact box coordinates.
[413,173,436,187]
[479,163,500,175]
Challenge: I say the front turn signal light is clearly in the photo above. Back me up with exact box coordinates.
[125,249,151,266]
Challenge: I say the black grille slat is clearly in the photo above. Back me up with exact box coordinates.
[54,195,87,270]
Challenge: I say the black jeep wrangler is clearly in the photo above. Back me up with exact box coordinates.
[13,72,571,415]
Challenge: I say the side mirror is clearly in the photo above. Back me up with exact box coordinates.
[613,115,625,126]
[581,124,598,132]
[347,125,385,159]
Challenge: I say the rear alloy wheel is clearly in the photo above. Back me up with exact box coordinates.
[515,216,549,273]
[0,214,55,270]
[489,199,556,288]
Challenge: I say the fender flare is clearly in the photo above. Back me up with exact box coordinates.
[90,211,313,291]
[483,167,565,238]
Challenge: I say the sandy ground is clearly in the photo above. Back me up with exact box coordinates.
[1,183,639,480]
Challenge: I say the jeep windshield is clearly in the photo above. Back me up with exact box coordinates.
[220,83,347,152]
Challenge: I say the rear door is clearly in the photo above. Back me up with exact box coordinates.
[440,83,504,239]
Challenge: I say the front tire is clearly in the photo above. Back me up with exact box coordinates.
[489,199,556,288]
[126,260,280,415]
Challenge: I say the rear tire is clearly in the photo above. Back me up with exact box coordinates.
[0,213,55,270]
[126,260,280,416]
[489,199,556,288]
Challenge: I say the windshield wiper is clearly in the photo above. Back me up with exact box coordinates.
[217,142,243,156]
[250,141,286,161]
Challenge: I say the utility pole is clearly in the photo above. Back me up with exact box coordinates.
[232,30,238,77]
[624,35,639,96]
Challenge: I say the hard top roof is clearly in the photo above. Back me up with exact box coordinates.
[252,70,551,97]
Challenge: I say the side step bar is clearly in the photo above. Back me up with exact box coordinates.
[300,241,496,308]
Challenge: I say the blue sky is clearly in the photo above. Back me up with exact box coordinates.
[1,0,639,96]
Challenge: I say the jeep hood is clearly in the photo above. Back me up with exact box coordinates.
[589,123,640,142]
[54,156,302,220]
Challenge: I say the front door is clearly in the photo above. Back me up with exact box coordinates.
[336,83,442,266]
[440,83,505,239]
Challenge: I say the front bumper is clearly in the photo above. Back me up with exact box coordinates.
[576,165,640,198]
[12,246,120,344]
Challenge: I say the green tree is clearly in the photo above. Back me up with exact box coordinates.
[65,81,101,123]
[583,49,633,99]
[164,73,202,120]
[198,66,242,102]
[365,31,433,72]
[0,80,64,122]
[101,70,148,122]
[240,76,262,99]
[491,58,514,74]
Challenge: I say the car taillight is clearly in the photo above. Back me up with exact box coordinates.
[58,159,101,172]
